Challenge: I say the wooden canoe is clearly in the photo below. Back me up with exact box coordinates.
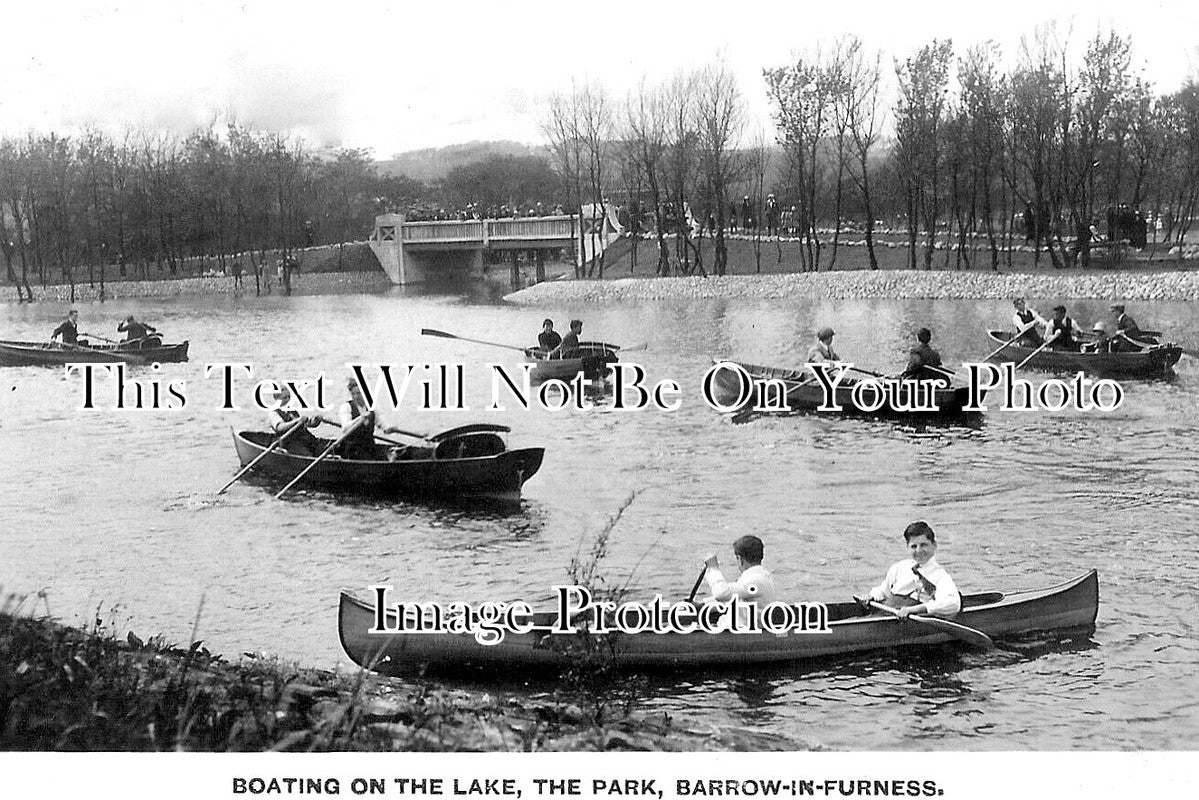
[231,424,544,503]
[339,570,1099,675]
[710,359,977,419]
[984,330,1181,376]
[0,338,189,367]
[524,341,618,383]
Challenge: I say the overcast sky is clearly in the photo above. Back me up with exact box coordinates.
[2,0,1197,157]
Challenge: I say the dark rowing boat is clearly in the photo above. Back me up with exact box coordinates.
[338,570,1098,675]
[231,424,544,503]
[710,359,977,420]
[984,330,1181,377]
[523,341,619,382]
[0,338,189,367]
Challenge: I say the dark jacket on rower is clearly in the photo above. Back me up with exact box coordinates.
[118,319,158,342]
[903,342,943,381]
[335,401,379,460]
[51,319,79,345]
[538,330,562,352]
[269,408,321,458]
[1013,308,1045,346]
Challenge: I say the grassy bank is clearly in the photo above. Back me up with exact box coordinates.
[0,601,795,752]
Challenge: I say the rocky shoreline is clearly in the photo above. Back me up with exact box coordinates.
[506,269,1199,304]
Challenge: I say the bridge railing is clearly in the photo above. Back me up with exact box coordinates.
[401,220,486,243]
[486,215,576,241]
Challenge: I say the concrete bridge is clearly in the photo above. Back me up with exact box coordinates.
[368,209,621,284]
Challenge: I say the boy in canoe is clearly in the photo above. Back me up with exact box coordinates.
[861,521,961,619]
[704,535,779,615]
[538,318,562,352]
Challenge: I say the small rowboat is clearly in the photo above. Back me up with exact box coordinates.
[710,359,976,419]
[524,341,619,383]
[339,570,1099,675]
[231,424,544,503]
[984,330,1181,377]
[0,338,189,367]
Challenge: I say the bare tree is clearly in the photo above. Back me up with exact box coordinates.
[694,57,747,277]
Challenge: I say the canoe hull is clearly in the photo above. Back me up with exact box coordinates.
[985,330,1180,376]
[339,570,1098,674]
[0,339,189,367]
[711,359,976,419]
[232,430,544,502]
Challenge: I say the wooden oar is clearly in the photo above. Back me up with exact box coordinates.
[60,341,149,364]
[984,323,1039,361]
[421,328,528,353]
[686,564,709,604]
[857,597,994,650]
[1015,331,1059,370]
[80,331,122,345]
[274,416,367,499]
[217,423,303,495]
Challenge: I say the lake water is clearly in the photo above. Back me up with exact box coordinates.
[2,289,1197,750]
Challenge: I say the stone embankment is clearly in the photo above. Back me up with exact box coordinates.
[6,269,392,304]
[506,269,1199,305]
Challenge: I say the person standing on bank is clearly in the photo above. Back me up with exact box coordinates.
[861,521,961,620]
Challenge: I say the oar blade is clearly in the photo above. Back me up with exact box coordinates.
[420,328,456,339]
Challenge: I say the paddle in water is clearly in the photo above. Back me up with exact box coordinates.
[856,597,994,651]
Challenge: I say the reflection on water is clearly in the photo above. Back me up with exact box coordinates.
[1,291,1197,748]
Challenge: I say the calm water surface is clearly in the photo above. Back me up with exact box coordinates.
[2,289,1197,750]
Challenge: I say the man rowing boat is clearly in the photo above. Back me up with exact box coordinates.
[547,319,583,360]
[267,385,323,458]
[50,309,83,346]
[902,328,945,381]
[117,315,159,344]
[806,327,839,364]
[860,521,961,619]
[537,318,562,352]
[1107,303,1158,352]
[335,379,410,460]
[1011,298,1047,347]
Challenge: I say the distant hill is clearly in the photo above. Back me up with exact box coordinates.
[376,141,550,183]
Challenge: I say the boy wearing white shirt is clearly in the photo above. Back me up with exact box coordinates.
[865,521,961,619]
[704,535,778,610]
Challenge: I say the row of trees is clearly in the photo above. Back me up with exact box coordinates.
[543,27,1199,275]
[0,127,562,301]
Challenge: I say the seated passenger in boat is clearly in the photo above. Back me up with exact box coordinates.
[266,384,323,458]
[806,327,840,364]
[1043,305,1084,352]
[547,319,583,360]
[1081,321,1111,354]
[50,309,83,346]
[1109,303,1156,351]
[537,318,562,353]
[1011,298,1046,347]
[862,521,961,619]
[901,328,946,381]
[117,315,159,344]
[704,535,778,626]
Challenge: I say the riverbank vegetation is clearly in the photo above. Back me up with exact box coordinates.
[0,595,779,751]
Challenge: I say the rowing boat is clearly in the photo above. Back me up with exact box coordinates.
[0,339,189,367]
[710,359,977,419]
[338,570,1098,675]
[231,424,544,503]
[984,330,1181,377]
[524,341,619,382]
